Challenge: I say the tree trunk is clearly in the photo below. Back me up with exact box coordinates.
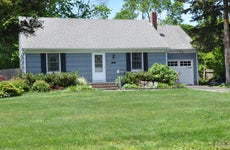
[224,0,230,84]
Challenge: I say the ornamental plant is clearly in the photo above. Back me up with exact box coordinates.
[149,63,177,85]
[0,74,7,82]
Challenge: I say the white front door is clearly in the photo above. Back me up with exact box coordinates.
[168,60,194,85]
[92,53,106,82]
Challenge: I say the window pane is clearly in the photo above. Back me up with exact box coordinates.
[48,54,60,72]
[180,61,191,66]
[95,55,103,72]
[132,53,142,70]
[168,61,178,66]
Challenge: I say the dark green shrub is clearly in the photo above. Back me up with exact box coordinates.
[32,80,50,92]
[0,81,22,97]
[121,72,139,85]
[18,73,37,87]
[44,72,78,89]
[135,71,152,81]
[149,63,177,85]
[199,78,207,85]
[19,72,79,89]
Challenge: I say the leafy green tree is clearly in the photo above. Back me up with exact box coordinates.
[115,0,184,24]
[181,0,230,82]
[114,0,138,19]
[0,0,111,69]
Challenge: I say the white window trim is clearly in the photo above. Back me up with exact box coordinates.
[131,52,143,72]
[46,53,61,73]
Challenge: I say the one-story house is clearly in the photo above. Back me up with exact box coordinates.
[19,12,198,85]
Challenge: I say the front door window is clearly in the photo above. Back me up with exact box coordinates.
[95,55,103,72]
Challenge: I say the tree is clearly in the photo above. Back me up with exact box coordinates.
[0,0,111,69]
[223,0,230,83]
[182,0,230,83]
[115,0,184,24]
[114,0,139,19]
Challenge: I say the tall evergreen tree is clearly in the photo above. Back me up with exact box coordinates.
[182,0,230,82]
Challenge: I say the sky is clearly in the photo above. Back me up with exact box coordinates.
[107,0,196,25]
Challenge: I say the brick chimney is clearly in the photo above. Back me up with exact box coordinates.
[151,12,157,30]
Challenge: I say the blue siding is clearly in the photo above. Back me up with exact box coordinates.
[106,53,127,82]
[148,52,166,68]
[26,53,41,73]
[66,53,92,82]
[168,53,198,83]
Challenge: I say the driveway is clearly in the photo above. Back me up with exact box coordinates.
[187,86,230,92]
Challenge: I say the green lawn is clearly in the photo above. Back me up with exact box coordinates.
[0,89,230,150]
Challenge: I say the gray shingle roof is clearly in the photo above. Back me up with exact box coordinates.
[158,26,194,50]
[20,17,194,51]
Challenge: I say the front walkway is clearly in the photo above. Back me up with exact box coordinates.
[187,86,230,92]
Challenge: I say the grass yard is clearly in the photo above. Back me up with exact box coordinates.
[0,89,230,150]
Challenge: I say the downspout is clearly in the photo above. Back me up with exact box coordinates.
[196,50,199,85]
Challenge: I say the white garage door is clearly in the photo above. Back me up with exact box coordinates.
[168,60,194,85]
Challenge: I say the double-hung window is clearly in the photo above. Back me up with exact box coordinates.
[47,53,60,72]
[131,53,143,71]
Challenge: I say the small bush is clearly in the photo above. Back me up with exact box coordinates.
[156,83,170,89]
[135,71,152,82]
[32,80,50,92]
[0,90,10,98]
[149,63,177,85]
[0,74,7,82]
[122,84,139,89]
[10,78,30,92]
[76,77,88,86]
[19,73,37,87]
[0,82,22,97]
[121,72,138,85]
[199,78,207,85]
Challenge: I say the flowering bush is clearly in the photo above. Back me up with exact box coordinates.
[0,74,7,82]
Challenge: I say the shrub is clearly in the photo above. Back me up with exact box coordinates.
[156,83,170,89]
[19,72,79,89]
[0,74,7,82]
[0,81,22,97]
[32,80,50,92]
[10,78,30,92]
[18,73,37,87]
[122,84,139,89]
[121,72,138,85]
[44,72,78,89]
[76,77,88,86]
[149,63,177,85]
[135,71,152,81]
